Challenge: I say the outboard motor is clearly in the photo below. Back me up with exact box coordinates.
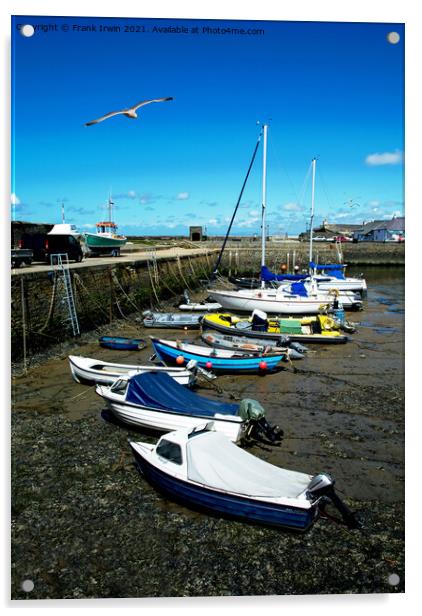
[239,398,283,444]
[183,289,191,305]
[251,309,269,332]
[307,473,361,529]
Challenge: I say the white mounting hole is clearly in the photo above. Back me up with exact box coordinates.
[21,579,34,592]
[388,573,400,586]
[387,32,400,44]
[21,25,35,38]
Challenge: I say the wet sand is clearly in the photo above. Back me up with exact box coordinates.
[11,267,404,598]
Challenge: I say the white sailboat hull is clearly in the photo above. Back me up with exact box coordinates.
[315,278,367,293]
[207,289,333,314]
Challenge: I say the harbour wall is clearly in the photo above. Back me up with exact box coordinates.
[11,242,404,361]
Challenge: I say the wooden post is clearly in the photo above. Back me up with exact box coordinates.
[21,277,27,373]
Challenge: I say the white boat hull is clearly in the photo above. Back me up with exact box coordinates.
[207,289,333,314]
[68,355,195,386]
[96,387,244,442]
[316,278,367,293]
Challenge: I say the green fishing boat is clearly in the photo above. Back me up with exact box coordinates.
[84,196,127,256]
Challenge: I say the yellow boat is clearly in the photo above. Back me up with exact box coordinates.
[201,312,351,344]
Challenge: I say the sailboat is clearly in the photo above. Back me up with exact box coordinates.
[259,158,367,294]
[208,125,363,314]
[84,195,127,256]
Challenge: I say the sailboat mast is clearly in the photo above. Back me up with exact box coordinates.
[261,123,268,288]
[309,157,316,272]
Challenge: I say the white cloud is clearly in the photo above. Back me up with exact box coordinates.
[282,202,302,212]
[81,223,96,229]
[11,193,20,205]
[237,217,260,228]
[365,150,403,166]
[176,192,189,200]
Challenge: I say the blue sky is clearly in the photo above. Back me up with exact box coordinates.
[11,16,404,236]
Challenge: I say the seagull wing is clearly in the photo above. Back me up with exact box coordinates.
[131,97,173,112]
[84,109,126,126]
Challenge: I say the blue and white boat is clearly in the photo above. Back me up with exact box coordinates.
[130,424,359,531]
[150,337,286,373]
[99,336,146,351]
[96,371,281,443]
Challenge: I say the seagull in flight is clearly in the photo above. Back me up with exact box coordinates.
[84,97,173,126]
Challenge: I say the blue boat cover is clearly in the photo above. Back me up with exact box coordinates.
[288,281,308,297]
[260,265,306,282]
[309,262,346,280]
[125,372,239,417]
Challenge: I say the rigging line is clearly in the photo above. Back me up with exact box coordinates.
[316,163,334,212]
[211,128,262,278]
[267,137,301,206]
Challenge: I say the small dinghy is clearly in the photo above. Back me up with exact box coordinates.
[142,310,204,329]
[178,290,222,312]
[99,336,146,351]
[96,371,282,443]
[150,337,287,373]
[200,331,304,360]
[130,424,360,531]
[68,355,197,386]
[202,311,350,344]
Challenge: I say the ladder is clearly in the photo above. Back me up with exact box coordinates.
[50,253,80,336]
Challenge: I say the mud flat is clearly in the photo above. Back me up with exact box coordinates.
[11,267,404,598]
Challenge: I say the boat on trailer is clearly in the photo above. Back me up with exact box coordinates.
[150,336,288,372]
[130,424,360,531]
[68,355,197,386]
[96,371,283,443]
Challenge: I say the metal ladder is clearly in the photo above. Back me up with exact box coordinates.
[50,253,80,336]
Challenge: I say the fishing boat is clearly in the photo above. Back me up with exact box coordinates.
[130,424,360,531]
[150,337,287,372]
[84,195,127,256]
[202,311,350,344]
[68,355,197,386]
[200,331,305,359]
[99,336,147,351]
[142,310,204,329]
[96,371,283,443]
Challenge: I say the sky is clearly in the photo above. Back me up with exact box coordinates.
[11,15,404,236]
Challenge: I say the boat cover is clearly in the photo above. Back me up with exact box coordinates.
[126,372,239,417]
[260,265,306,282]
[186,432,312,498]
[310,262,346,280]
[286,281,308,297]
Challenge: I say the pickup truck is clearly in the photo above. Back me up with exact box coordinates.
[11,248,33,268]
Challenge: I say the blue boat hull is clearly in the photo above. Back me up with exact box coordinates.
[131,446,317,531]
[99,337,145,351]
[151,340,283,373]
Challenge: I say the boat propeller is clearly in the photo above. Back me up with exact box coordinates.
[307,473,361,529]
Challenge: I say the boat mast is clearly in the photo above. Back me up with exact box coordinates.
[309,157,316,273]
[261,123,268,289]
[108,193,114,223]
